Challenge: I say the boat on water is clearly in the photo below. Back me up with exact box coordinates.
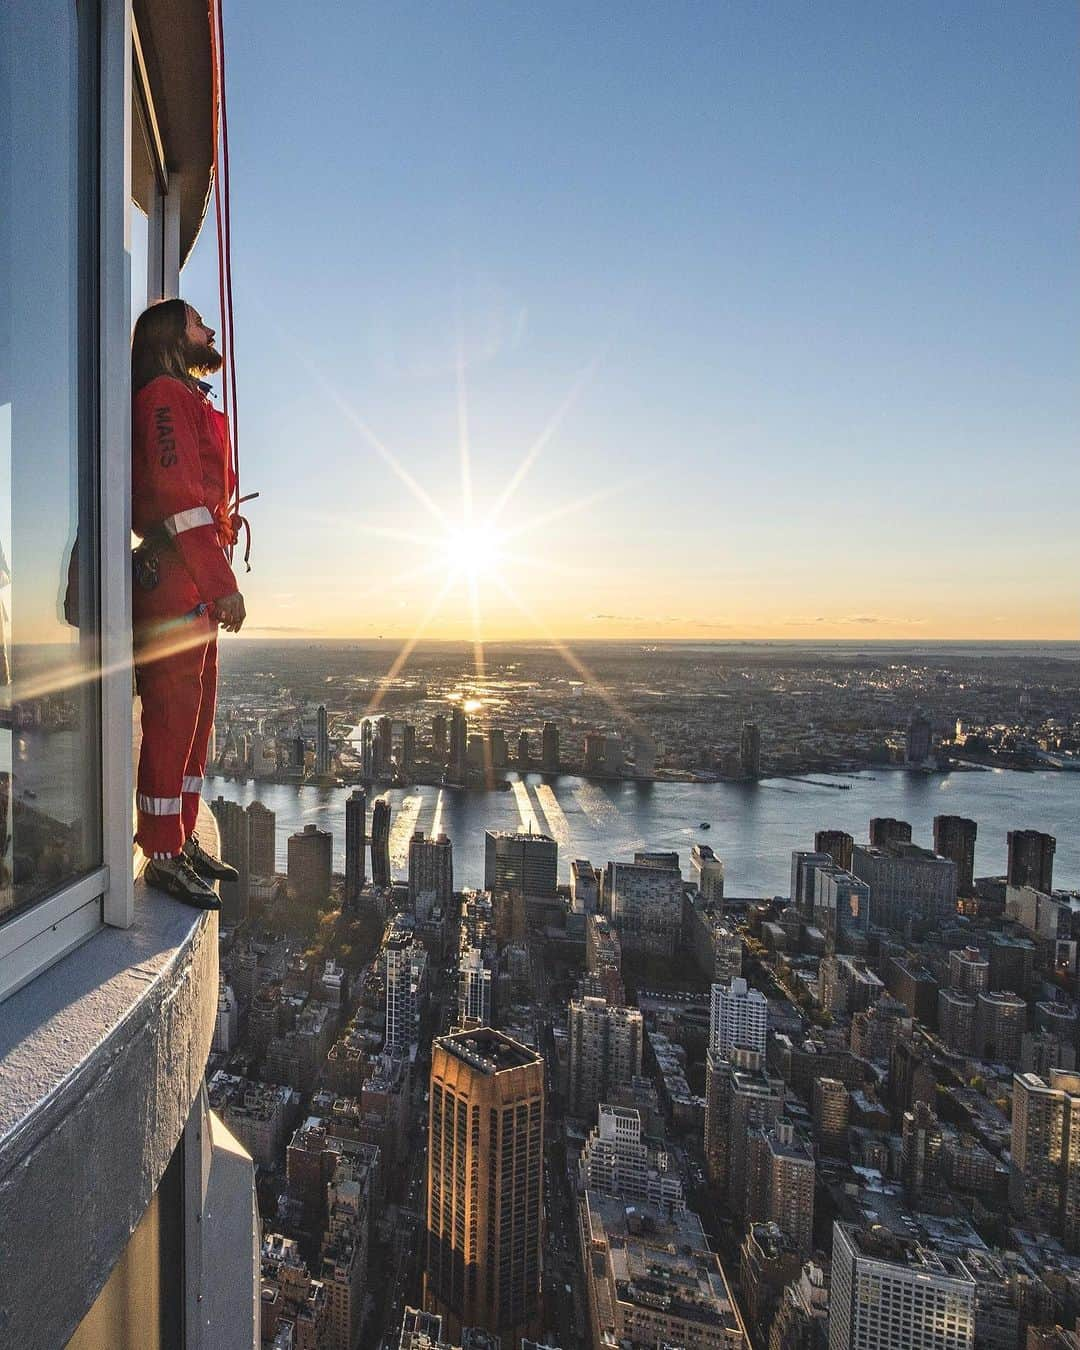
[699,821,710,830]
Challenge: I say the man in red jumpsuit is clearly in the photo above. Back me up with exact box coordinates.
[131,298,246,907]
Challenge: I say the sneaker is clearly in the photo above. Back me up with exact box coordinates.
[183,832,239,883]
[145,854,222,910]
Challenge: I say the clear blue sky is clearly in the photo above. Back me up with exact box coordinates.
[181,1,1079,640]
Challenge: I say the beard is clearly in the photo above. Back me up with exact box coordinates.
[184,338,223,377]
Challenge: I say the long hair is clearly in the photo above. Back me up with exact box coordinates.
[131,298,194,391]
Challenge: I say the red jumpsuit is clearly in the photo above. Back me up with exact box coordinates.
[132,375,238,859]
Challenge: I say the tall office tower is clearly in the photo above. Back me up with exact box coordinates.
[901,1101,944,1203]
[934,816,978,895]
[868,817,912,850]
[570,858,600,915]
[375,716,393,778]
[457,947,492,1028]
[484,830,558,898]
[401,723,417,777]
[790,851,833,916]
[315,704,331,777]
[385,932,426,1052]
[815,829,854,871]
[710,977,768,1057]
[606,859,683,957]
[359,720,374,779]
[812,1077,850,1157]
[947,944,989,994]
[1007,829,1056,893]
[829,1223,976,1350]
[747,1119,815,1254]
[578,1104,685,1212]
[210,795,251,921]
[691,843,725,903]
[286,823,333,904]
[974,990,1027,1066]
[631,730,657,778]
[851,843,957,930]
[937,989,977,1055]
[430,713,448,761]
[246,800,277,876]
[1011,1070,1080,1247]
[516,730,531,770]
[906,710,933,764]
[370,798,392,889]
[408,831,453,920]
[812,866,871,953]
[568,995,644,1119]
[705,1047,784,1201]
[488,728,508,770]
[446,707,468,783]
[583,731,607,776]
[740,721,762,776]
[424,1029,545,1343]
[344,789,367,902]
[541,721,559,773]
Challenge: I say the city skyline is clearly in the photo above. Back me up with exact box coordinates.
[174,1,1079,643]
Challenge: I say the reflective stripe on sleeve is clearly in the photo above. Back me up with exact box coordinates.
[137,793,183,816]
[182,775,203,793]
[163,506,214,537]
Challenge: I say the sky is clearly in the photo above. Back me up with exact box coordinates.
[179,1,1079,642]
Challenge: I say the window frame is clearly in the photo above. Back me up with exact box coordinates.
[0,0,134,1002]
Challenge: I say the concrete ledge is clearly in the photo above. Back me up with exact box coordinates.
[0,811,220,1349]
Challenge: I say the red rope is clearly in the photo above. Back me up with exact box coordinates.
[208,0,250,568]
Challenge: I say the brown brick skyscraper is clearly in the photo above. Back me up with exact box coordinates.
[424,1028,545,1343]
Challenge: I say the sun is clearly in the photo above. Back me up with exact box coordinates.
[441,524,506,585]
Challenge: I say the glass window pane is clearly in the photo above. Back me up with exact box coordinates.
[0,2,102,921]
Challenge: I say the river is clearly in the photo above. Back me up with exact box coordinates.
[203,767,1079,895]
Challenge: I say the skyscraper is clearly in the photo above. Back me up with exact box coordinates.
[868,817,912,850]
[431,713,448,761]
[401,723,417,777]
[210,795,250,921]
[516,730,531,770]
[747,1119,815,1254]
[1007,829,1056,893]
[790,850,833,915]
[442,707,465,783]
[484,830,558,898]
[375,715,393,778]
[705,1047,784,1202]
[814,829,854,871]
[246,800,277,877]
[345,788,367,903]
[933,816,978,895]
[541,721,559,773]
[740,722,762,777]
[906,710,933,764]
[605,858,683,956]
[286,824,332,904]
[709,977,768,1058]
[1010,1069,1080,1248]
[425,1029,545,1343]
[829,1223,975,1350]
[456,947,492,1028]
[408,831,453,920]
[568,995,644,1119]
[691,843,725,903]
[360,720,374,779]
[315,704,331,777]
[385,930,427,1053]
[370,799,392,889]
[812,866,871,954]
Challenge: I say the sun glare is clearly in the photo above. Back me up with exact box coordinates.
[442,525,505,584]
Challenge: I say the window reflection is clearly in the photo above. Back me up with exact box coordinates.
[0,2,102,919]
